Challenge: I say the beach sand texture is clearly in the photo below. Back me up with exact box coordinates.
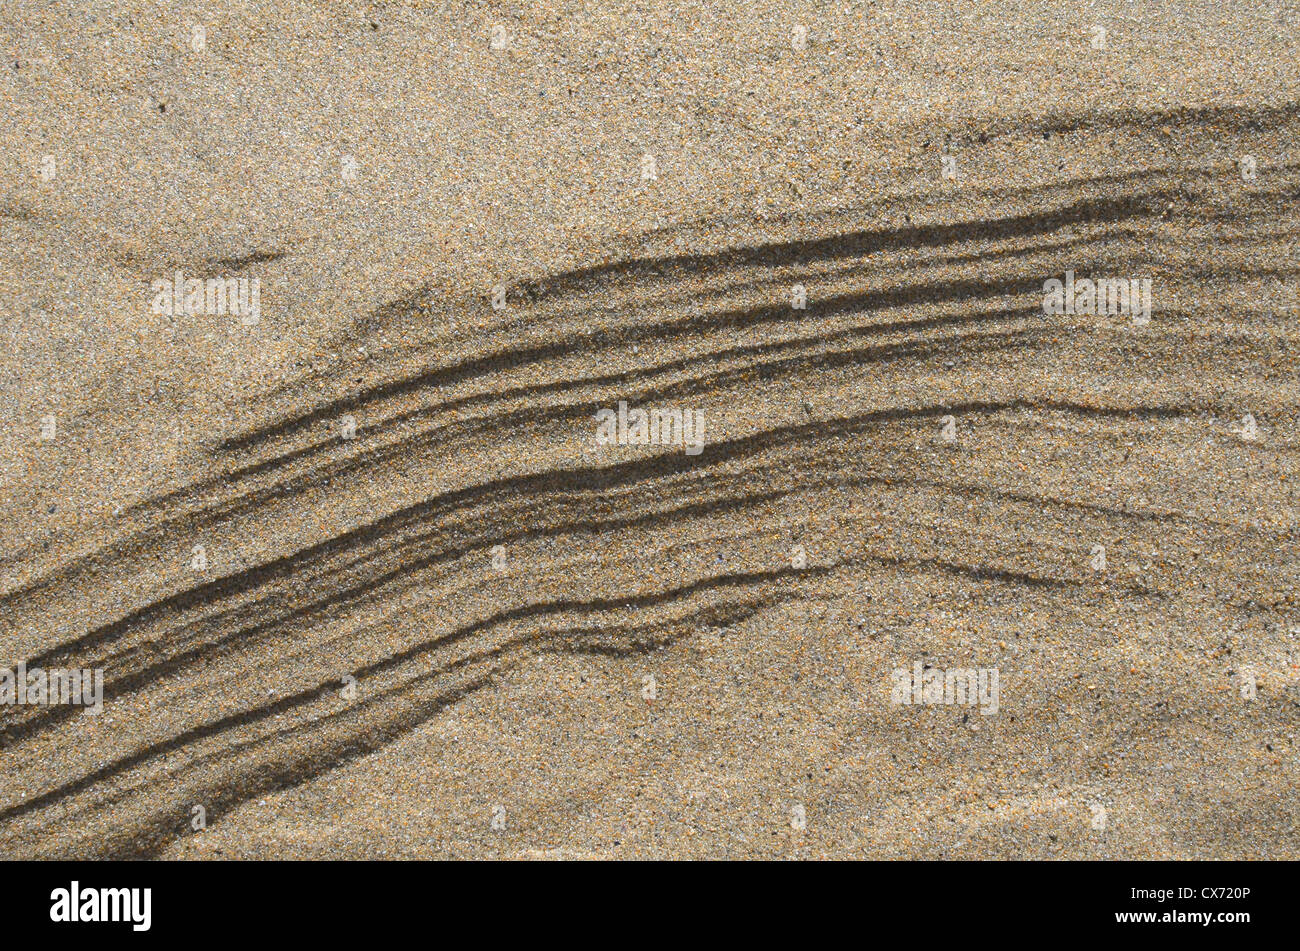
[1,1,1298,858]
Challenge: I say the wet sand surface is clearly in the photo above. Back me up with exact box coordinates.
[1,1,1298,858]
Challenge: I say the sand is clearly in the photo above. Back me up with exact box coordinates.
[0,0,1297,859]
